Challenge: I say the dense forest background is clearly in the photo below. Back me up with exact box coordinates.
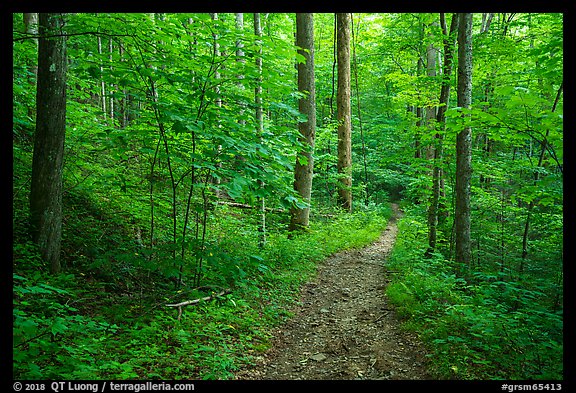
[13,12,563,380]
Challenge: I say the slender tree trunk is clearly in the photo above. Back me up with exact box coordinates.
[30,13,67,274]
[426,13,458,257]
[254,13,264,137]
[455,13,473,269]
[254,13,266,247]
[290,13,316,231]
[210,13,223,200]
[23,13,39,78]
[481,13,494,33]
[117,41,128,129]
[235,13,246,119]
[97,34,106,120]
[414,22,425,160]
[108,39,114,124]
[23,13,39,120]
[351,15,369,206]
[520,82,563,269]
[425,21,438,136]
[336,13,352,212]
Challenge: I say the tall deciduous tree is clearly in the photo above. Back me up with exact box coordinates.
[455,13,473,268]
[29,13,67,274]
[426,13,458,257]
[290,13,316,231]
[336,12,352,212]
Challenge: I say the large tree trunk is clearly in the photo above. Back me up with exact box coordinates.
[455,13,473,269]
[290,13,316,231]
[30,13,67,274]
[336,13,352,212]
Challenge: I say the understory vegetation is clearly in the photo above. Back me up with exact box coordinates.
[386,204,562,380]
[13,162,390,379]
[13,12,562,381]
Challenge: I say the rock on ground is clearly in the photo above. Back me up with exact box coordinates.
[235,203,432,380]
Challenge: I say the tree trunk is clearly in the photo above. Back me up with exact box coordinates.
[481,13,494,33]
[210,13,223,200]
[108,38,114,124]
[235,13,246,119]
[97,34,106,120]
[455,13,473,269]
[426,13,458,257]
[23,13,39,78]
[336,13,352,212]
[351,15,369,206]
[30,13,67,274]
[414,22,425,160]
[254,13,266,247]
[520,82,563,269]
[425,21,438,135]
[289,13,316,231]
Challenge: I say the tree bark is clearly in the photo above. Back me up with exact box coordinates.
[30,13,67,274]
[290,13,316,231]
[336,13,352,212]
[413,22,425,160]
[426,13,458,257]
[97,34,106,120]
[23,13,39,78]
[425,21,438,134]
[481,13,494,33]
[209,13,223,200]
[455,13,473,269]
[351,15,369,206]
[254,13,266,247]
[108,38,114,124]
[235,13,246,120]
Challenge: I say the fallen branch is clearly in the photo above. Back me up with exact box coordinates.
[166,289,232,307]
[217,201,285,214]
[166,289,232,320]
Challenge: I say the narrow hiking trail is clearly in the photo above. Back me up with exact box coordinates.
[236,203,432,380]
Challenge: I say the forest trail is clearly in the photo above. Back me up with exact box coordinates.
[236,203,431,380]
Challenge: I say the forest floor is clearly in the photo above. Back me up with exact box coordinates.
[235,203,432,380]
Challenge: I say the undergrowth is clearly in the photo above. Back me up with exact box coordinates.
[385,204,563,380]
[13,181,390,379]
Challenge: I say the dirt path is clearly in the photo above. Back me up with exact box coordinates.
[236,203,431,380]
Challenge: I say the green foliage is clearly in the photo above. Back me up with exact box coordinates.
[13,201,386,379]
[386,206,562,380]
[13,272,122,379]
[13,166,390,379]
[13,11,562,381]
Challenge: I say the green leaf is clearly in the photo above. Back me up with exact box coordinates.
[51,317,68,337]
